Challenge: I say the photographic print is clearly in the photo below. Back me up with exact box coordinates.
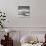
[18,6,30,17]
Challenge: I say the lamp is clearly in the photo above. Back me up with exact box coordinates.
[5,29,10,37]
[5,29,9,33]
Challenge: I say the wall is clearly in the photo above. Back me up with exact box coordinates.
[32,0,46,27]
[0,0,46,28]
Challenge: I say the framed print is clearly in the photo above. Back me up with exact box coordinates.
[18,6,30,16]
[18,6,30,17]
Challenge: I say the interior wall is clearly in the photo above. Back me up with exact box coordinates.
[0,0,46,27]
[32,0,46,27]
